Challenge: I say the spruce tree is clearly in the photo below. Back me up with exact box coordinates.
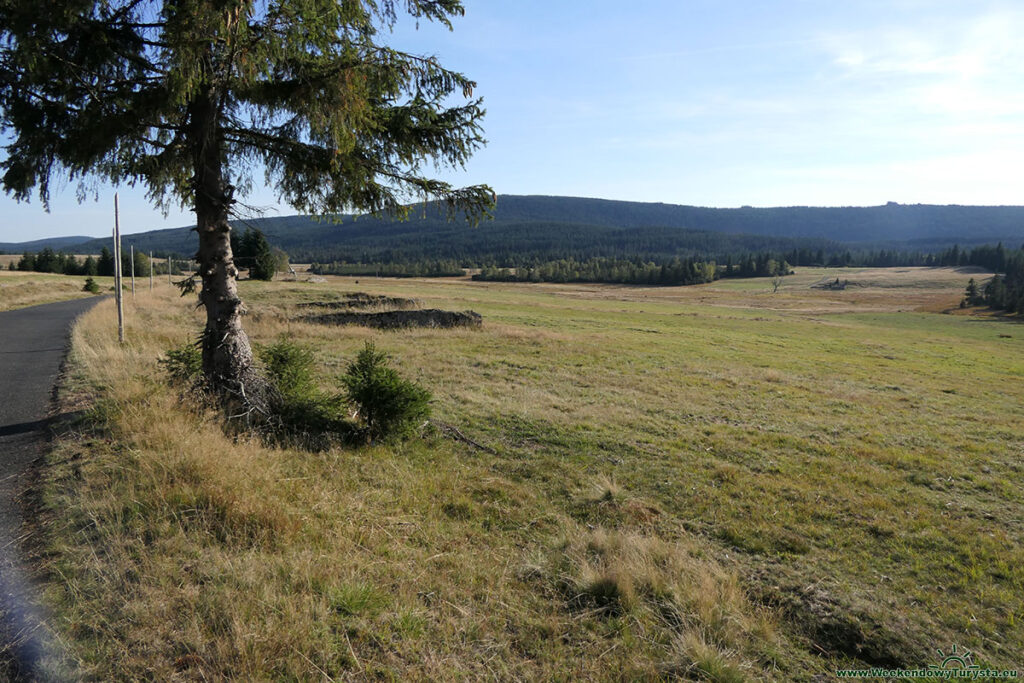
[964,278,980,306]
[34,247,60,273]
[62,254,81,275]
[0,1,492,398]
[97,247,115,277]
[230,227,277,280]
[248,229,277,281]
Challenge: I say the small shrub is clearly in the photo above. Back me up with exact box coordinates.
[260,340,316,398]
[342,341,431,443]
[257,340,341,438]
[82,277,101,294]
[158,344,202,383]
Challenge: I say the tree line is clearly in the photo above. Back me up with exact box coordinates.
[309,251,794,286]
[472,257,720,286]
[471,253,797,286]
[53,196,1024,262]
[13,237,1024,312]
[781,242,1020,270]
[10,246,152,277]
[294,233,1022,275]
[961,250,1024,314]
[12,228,288,281]
[308,260,464,278]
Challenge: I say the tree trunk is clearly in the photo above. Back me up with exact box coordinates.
[196,219,258,388]
[189,85,265,407]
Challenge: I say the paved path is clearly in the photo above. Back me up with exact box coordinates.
[0,296,103,680]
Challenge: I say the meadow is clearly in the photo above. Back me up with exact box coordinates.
[30,266,1023,680]
[0,269,109,311]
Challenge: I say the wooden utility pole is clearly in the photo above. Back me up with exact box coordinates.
[130,245,136,297]
[150,251,154,292]
[113,194,125,343]
[168,256,172,285]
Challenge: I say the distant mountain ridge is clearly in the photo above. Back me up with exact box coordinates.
[0,235,94,252]
[6,195,1024,262]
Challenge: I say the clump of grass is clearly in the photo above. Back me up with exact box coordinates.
[568,475,662,530]
[328,582,388,617]
[667,632,748,683]
[593,474,621,502]
[552,527,777,674]
[441,499,474,520]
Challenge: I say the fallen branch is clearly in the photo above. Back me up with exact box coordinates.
[431,420,497,454]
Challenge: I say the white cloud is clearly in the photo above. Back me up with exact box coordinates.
[822,8,1024,82]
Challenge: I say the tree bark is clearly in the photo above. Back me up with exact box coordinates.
[189,85,264,406]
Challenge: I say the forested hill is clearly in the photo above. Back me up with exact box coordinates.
[26,195,1024,262]
[443,196,1024,244]
[0,235,94,252]
[63,209,838,264]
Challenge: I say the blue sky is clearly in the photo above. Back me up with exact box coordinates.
[3,0,1024,242]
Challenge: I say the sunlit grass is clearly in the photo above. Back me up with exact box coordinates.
[36,268,1023,679]
[0,271,112,311]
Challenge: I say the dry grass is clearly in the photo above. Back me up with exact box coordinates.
[0,271,111,311]
[40,287,795,680]
[634,266,989,314]
[33,268,1024,680]
[551,527,778,655]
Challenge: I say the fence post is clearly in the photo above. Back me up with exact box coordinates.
[113,194,125,343]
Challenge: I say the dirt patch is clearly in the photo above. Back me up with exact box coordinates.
[811,277,864,290]
[305,308,482,330]
[297,292,420,310]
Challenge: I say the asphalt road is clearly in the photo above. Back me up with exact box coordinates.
[0,296,103,680]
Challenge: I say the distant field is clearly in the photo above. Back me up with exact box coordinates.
[0,270,111,311]
[34,267,1022,680]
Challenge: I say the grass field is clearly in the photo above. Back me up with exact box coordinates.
[0,270,112,311]
[31,267,1023,680]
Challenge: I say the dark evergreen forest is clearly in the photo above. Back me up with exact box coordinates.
[34,195,1024,264]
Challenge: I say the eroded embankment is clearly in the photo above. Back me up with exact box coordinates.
[304,308,482,330]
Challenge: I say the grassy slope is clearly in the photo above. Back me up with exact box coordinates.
[0,271,109,311]
[36,268,1022,680]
